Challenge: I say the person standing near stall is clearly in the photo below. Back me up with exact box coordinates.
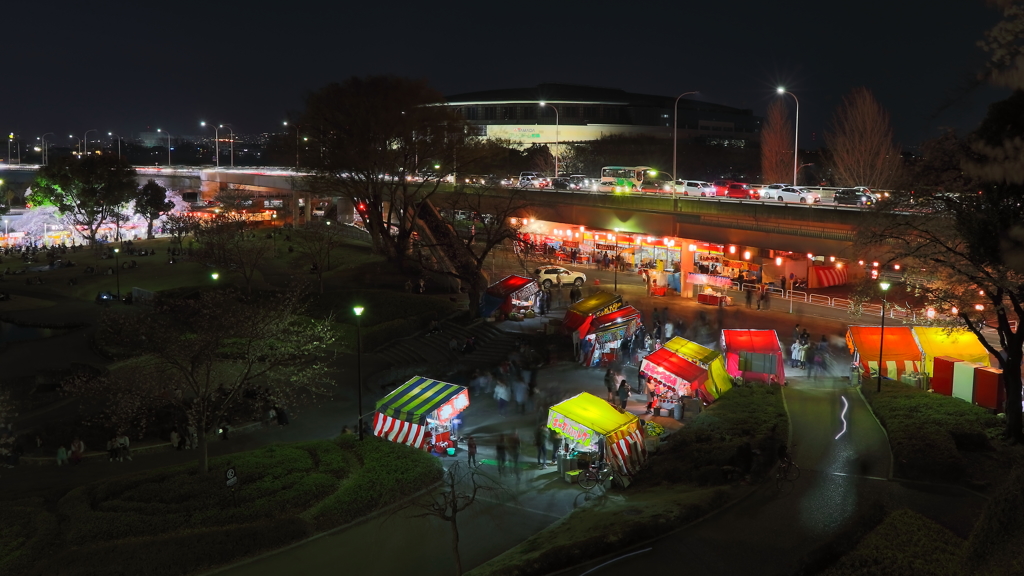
[495,434,507,476]
[604,369,617,403]
[617,379,631,410]
[466,436,477,468]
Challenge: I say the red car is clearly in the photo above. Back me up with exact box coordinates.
[711,179,733,195]
[725,183,760,200]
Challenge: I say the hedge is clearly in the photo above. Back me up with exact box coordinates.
[962,465,1024,575]
[863,382,1002,482]
[820,509,964,576]
[4,436,441,576]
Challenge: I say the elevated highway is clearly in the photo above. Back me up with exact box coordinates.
[1,165,870,255]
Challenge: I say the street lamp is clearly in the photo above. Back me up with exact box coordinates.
[211,272,220,280]
[672,90,699,183]
[353,306,365,440]
[113,247,121,301]
[41,133,53,165]
[69,135,81,155]
[283,121,302,168]
[539,102,559,177]
[156,129,172,166]
[876,280,891,392]
[7,133,11,165]
[108,132,122,160]
[776,88,800,185]
[83,129,97,155]
[200,121,220,168]
[219,124,236,168]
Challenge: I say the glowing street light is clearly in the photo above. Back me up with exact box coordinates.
[877,280,891,393]
[672,90,699,183]
[539,102,559,177]
[211,272,220,280]
[156,129,172,166]
[354,306,366,440]
[201,121,220,168]
[776,87,800,185]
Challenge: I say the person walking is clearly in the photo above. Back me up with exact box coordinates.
[793,324,801,344]
[56,444,69,466]
[495,434,507,476]
[493,380,510,416]
[617,380,631,410]
[644,377,656,415]
[466,436,477,468]
[116,432,132,461]
[534,425,548,468]
[548,427,560,464]
[604,369,617,403]
[790,341,801,368]
[745,287,753,308]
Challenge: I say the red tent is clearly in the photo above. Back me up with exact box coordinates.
[562,291,622,334]
[720,329,785,384]
[845,326,921,380]
[640,347,708,392]
[580,306,641,366]
[481,274,539,317]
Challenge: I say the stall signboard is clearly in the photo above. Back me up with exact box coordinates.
[687,273,732,287]
[434,388,470,424]
[595,243,616,251]
[562,240,580,248]
[547,412,598,449]
[640,359,682,389]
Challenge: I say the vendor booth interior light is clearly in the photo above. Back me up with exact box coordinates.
[688,244,696,251]
[743,250,751,260]
[829,256,835,262]
[729,245,736,254]
[807,253,813,259]
[775,257,782,265]
[872,261,879,267]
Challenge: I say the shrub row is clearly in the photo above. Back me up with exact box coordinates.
[820,509,964,576]
[863,382,1002,482]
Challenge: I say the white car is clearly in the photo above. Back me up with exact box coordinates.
[773,186,821,203]
[534,265,586,288]
[676,180,715,196]
[757,183,792,200]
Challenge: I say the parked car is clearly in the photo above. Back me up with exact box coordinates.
[534,265,586,288]
[832,188,874,206]
[724,183,760,200]
[773,187,821,203]
[677,180,715,196]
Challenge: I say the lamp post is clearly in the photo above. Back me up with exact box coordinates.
[539,102,559,178]
[776,88,800,185]
[108,132,122,160]
[157,129,172,166]
[200,121,220,167]
[283,121,301,168]
[354,306,365,440]
[70,135,81,155]
[6,133,11,164]
[220,124,236,168]
[114,247,121,300]
[41,133,53,165]
[83,129,97,156]
[876,280,891,392]
[672,90,699,183]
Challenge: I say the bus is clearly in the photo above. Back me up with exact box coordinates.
[599,166,675,193]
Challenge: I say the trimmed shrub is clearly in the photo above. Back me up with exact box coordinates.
[962,465,1024,576]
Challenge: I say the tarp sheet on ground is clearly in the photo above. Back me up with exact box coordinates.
[562,290,622,334]
[661,336,733,399]
[912,327,991,376]
[720,329,785,384]
[547,392,647,477]
[373,376,469,451]
[846,326,921,380]
[581,306,641,366]
[480,274,539,318]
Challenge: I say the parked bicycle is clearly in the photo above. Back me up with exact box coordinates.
[577,461,613,490]
[775,445,800,493]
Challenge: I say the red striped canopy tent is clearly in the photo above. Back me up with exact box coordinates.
[640,347,708,393]
[846,326,921,380]
[813,265,848,288]
[562,291,622,334]
[581,305,641,366]
[373,376,469,451]
[547,392,648,478]
[720,329,785,384]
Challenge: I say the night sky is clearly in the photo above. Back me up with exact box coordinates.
[1,0,1009,149]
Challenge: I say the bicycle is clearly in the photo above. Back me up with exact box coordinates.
[775,454,800,493]
[577,461,613,490]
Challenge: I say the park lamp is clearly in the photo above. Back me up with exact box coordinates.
[211,272,220,280]
[879,281,891,292]
[353,306,364,316]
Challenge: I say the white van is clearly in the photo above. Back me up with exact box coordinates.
[677,180,715,197]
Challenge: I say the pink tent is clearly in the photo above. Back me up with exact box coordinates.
[720,329,785,384]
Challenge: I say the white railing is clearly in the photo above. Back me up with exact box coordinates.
[787,290,807,302]
[809,294,831,306]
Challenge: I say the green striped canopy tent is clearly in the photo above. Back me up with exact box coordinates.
[373,376,469,450]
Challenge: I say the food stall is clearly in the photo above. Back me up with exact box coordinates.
[912,327,991,376]
[661,336,733,400]
[846,326,921,381]
[686,273,733,305]
[562,290,623,335]
[639,347,705,410]
[580,306,642,367]
[372,376,470,455]
[547,392,648,484]
[720,329,786,384]
[480,274,540,318]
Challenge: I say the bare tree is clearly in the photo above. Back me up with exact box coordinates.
[420,186,530,317]
[200,221,273,293]
[164,212,201,254]
[413,462,514,576]
[301,76,464,267]
[292,221,346,293]
[760,99,793,184]
[825,88,903,189]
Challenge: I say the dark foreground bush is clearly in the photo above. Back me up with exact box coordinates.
[819,509,964,576]
[863,381,1002,482]
[962,465,1024,576]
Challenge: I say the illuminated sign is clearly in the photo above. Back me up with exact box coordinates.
[434,389,469,424]
[547,413,597,449]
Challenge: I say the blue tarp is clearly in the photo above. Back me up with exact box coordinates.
[667,272,681,291]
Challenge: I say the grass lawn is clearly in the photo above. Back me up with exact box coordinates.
[467,385,788,576]
[0,435,441,576]
[862,381,1020,487]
